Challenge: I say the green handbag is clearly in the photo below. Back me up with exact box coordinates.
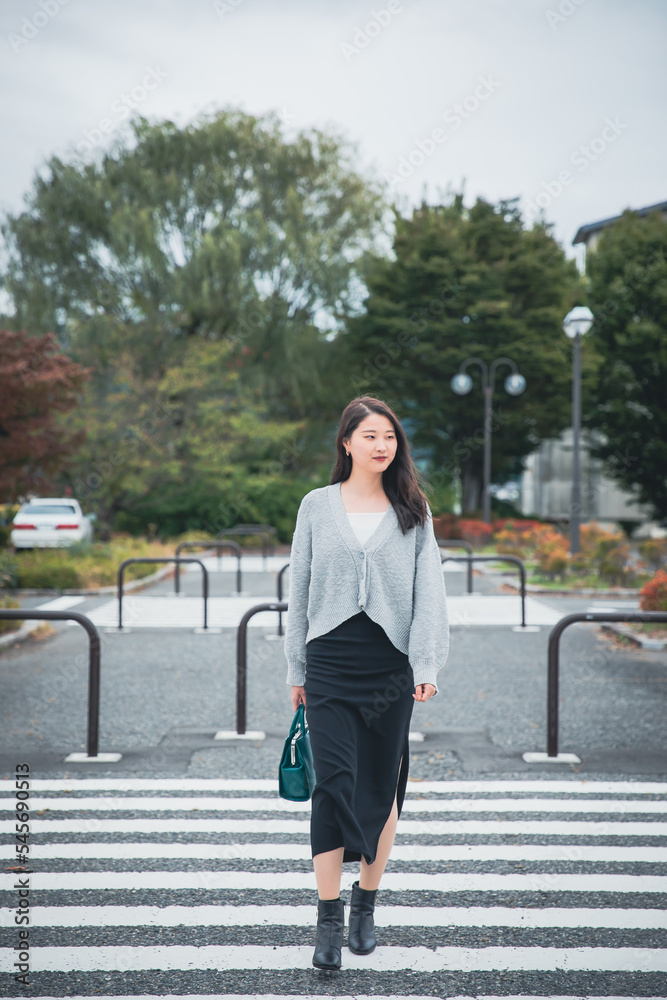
[278,703,317,801]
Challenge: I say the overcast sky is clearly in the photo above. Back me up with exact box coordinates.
[1,0,665,270]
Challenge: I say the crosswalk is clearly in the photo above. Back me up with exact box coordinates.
[1,778,666,994]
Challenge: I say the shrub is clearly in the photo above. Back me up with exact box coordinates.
[458,519,493,547]
[571,523,631,582]
[494,528,528,559]
[16,557,82,590]
[8,536,175,590]
[0,594,22,634]
[543,548,570,580]
[595,534,630,586]
[493,518,544,536]
[579,522,610,550]
[638,539,667,572]
[569,551,590,576]
[432,513,462,541]
[639,569,667,612]
[0,552,19,589]
[534,528,570,581]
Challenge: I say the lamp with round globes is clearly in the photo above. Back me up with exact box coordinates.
[450,355,526,525]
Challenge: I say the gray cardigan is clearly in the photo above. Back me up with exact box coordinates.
[284,481,449,691]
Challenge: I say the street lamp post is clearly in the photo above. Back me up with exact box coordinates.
[562,306,594,555]
[451,357,526,525]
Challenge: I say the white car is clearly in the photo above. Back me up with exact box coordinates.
[11,498,95,549]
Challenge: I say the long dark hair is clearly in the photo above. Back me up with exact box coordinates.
[330,396,431,534]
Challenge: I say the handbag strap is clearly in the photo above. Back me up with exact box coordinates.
[291,702,307,735]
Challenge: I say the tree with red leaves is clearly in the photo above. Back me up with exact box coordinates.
[0,330,90,501]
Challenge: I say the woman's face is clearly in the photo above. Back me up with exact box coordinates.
[344,414,397,473]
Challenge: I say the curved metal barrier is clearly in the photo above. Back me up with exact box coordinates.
[217,524,276,569]
[174,540,242,595]
[441,554,527,627]
[0,609,101,757]
[237,601,288,734]
[545,610,667,758]
[436,537,473,593]
[117,557,209,630]
[276,562,291,636]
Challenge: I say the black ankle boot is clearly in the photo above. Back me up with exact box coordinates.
[347,880,377,954]
[312,897,345,970]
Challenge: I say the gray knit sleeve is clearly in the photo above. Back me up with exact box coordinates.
[284,494,312,686]
[408,508,449,693]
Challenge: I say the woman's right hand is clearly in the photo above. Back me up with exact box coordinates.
[291,685,306,711]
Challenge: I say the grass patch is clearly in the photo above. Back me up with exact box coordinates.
[0,594,22,634]
[469,553,652,591]
[6,535,191,590]
[631,622,667,639]
[526,569,652,590]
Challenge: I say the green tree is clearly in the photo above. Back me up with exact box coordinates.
[336,193,586,514]
[62,331,318,536]
[1,109,387,530]
[585,209,667,523]
[1,109,384,405]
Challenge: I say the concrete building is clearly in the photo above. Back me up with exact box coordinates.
[518,428,660,535]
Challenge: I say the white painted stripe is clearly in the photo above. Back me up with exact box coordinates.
[1,778,665,794]
[4,817,664,836]
[35,596,86,611]
[94,597,295,629]
[7,871,665,892]
[13,903,667,930]
[27,841,667,863]
[6,796,320,815]
[7,796,667,814]
[0,944,665,973]
[71,596,290,630]
[446,595,562,626]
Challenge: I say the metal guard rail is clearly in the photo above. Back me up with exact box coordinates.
[237,601,288,734]
[217,525,276,564]
[276,563,290,636]
[441,554,527,627]
[174,540,242,594]
[117,557,209,630]
[0,609,101,757]
[436,538,473,593]
[547,611,667,758]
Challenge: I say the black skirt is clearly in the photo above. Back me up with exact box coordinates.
[304,610,415,865]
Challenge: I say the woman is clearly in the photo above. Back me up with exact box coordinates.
[284,395,449,971]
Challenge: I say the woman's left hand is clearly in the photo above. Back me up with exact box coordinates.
[413,683,436,702]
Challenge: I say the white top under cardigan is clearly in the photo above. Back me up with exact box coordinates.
[346,509,390,546]
[284,481,449,692]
